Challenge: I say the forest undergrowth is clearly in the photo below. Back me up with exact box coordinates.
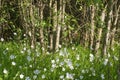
[0,42,119,80]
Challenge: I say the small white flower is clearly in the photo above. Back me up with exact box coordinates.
[23,47,27,51]
[76,55,80,60]
[33,75,37,79]
[52,63,56,68]
[10,55,15,60]
[12,61,16,66]
[1,38,4,42]
[51,60,55,64]
[108,53,110,58]
[23,34,26,37]
[46,52,50,55]
[89,53,94,62]
[41,74,45,79]
[59,50,64,56]
[60,75,64,79]
[20,74,24,79]
[80,75,83,79]
[81,69,85,74]
[66,73,73,80]
[59,62,64,67]
[42,47,45,51]
[62,67,65,71]
[101,74,105,79]
[72,47,75,50]
[27,56,31,62]
[29,65,32,68]
[6,48,9,50]
[34,69,40,75]
[56,58,59,63]
[21,50,24,54]
[92,72,96,76]
[44,68,47,72]
[59,45,62,48]
[31,45,34,49]
[25,76,31,80]
[103,59,108,66]
[3,69,8,74]
[13,32,17,35]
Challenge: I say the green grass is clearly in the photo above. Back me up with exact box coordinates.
[0,42,119,80]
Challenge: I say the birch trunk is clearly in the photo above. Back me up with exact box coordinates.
[90,5,95,50]
[49,0,53,51]
[102,4,113,56]
[110,5,120,50]
[29,2,35,49]
[38,1,45,49]
[95,6,106,55]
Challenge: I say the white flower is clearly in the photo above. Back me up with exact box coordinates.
[101,74,105,79]
[34,69,40,75]
[66,73,74,80]
[21,50,24,54]
[44,68,47,72]
[10,55,15,60]
[12,61,16,66]
[62,67,65,71]
[13,32,17,35]
[66,59,74,70]
[20,74,24,79]
[108,53,110,58]
[1,38,4,42]
[81,69,85,74]
[23,34,26,37]
[3,69,8,74]
[103,59,108,66]
[59,50,64,56]
[42,47,45,51]
[92,72,96,76]
[76,55,80,60]
[29,65,32,68]
[51,60,55,64]
[6,48,9,50]
[80,75,83,79]
[33,75,37,79]
[25,77,31,80]
[41,74,45,79]
[27,56,31,62]
[59,45,62,48]
[56,58,59,63]
[52,63,56,68]
[89,53,94,62]
[59,62,64,67]
[60,75,64,79]
[72,47,75,50]
[23,47,27,51]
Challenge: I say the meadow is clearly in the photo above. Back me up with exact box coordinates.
[0,42,119,80]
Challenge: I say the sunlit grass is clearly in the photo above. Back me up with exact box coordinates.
[0,42,119,80]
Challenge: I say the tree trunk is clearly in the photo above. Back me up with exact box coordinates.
[38,1,45,49]
[94,6,106,55]
[29,2,35,49]
[55,0,62,50]
[90,5,95,50]
[110,4,120,50]
[102,3,113,56]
